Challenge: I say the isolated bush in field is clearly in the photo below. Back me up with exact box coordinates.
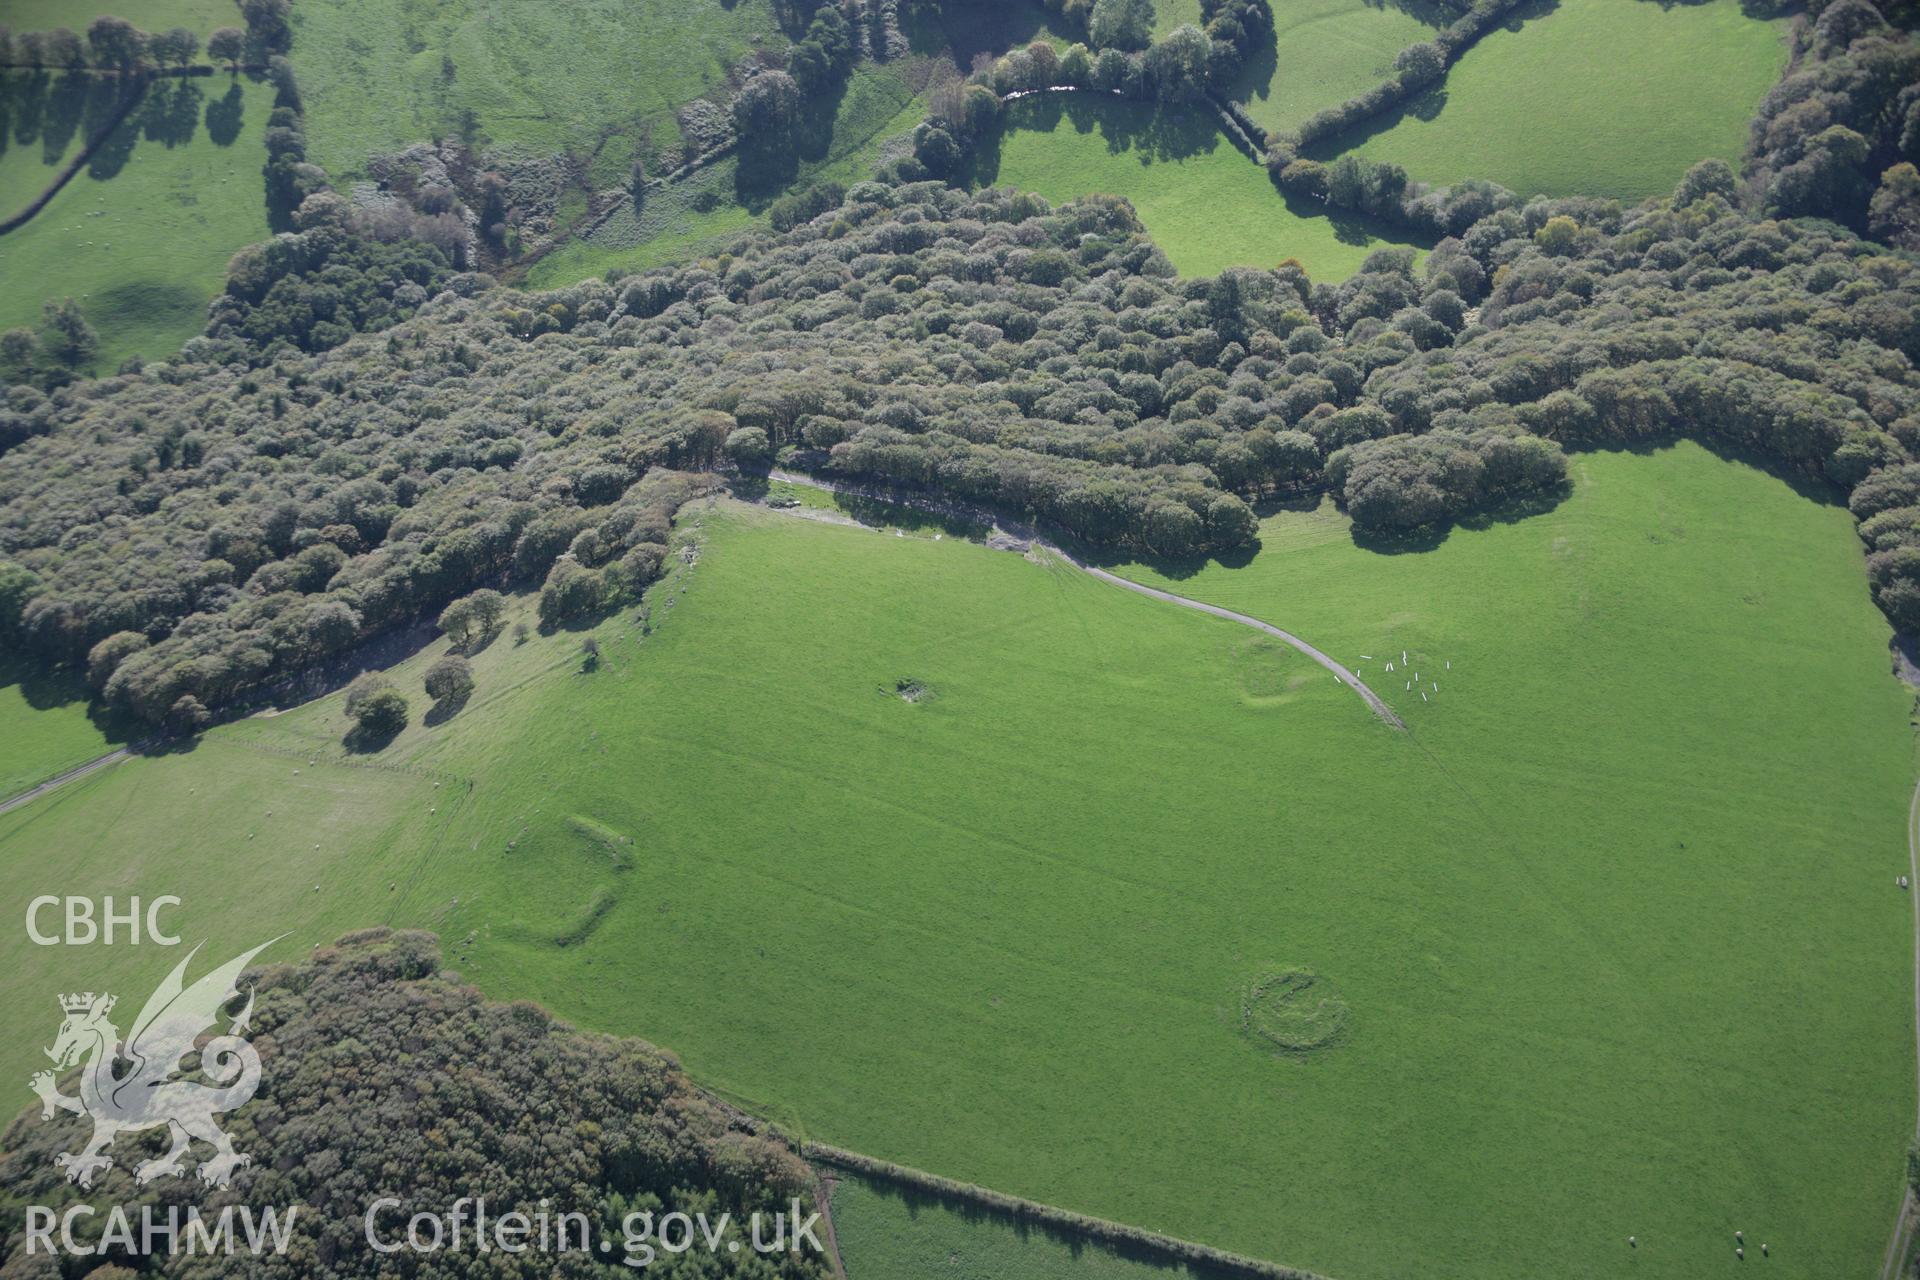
[423,654,475,705]
[343,674,393,720]
[733,70,802,155]
[439,589,506,647]
[350,688,409,739]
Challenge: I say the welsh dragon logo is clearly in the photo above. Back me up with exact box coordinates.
[27,939,278,1190]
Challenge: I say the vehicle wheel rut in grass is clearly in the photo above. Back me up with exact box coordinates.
[760,469,1405,730]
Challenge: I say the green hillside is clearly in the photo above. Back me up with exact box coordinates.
[0,443,1907,1280]
[1317,0,1787,199]
[291,0,786,182]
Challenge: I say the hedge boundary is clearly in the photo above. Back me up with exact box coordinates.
[805,1141,1335,1280]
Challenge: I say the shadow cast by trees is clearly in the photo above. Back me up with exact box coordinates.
[1303,0,1558,162]
[138,77,203,147]
[0,68,248,216]
[970,94,1228,188]
[205,81,244,145]
[423,688,471,727]
[0,659,139,748]
[735,72,854,205]
[1071,533,1261,583]
[1215,14,1279,111]
[841,1176,1238,1280]
[1566,435,1843,507]
[920,0,1059,71]
[343,720,404,754]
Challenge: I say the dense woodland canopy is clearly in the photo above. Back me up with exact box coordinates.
[3,164,1920,724]
[0,928,829,1277]
[1,0,1920,727]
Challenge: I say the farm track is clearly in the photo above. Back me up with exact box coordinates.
[762,469,1405,729]
[0,745,141,816]
[1880,774,1920,1280]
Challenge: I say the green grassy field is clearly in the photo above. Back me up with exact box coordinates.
[290,0,784,183]
[1,71,91,219]
[1,0,237,36]
[831,1175,1180,1280]
[1317,0,1787,199]
[982,94,1419,281]
[1,443,1909,1279]
[524,61,924,289]
[0,73,270,369]
[1162,0,1438,136]
[0,662,130,799]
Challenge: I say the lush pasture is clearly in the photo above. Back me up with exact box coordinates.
[830,1175,1175,1280]
[0,71,91,219]
[290,0,784,183]
[1320,0,1786,199]
[0,73,270,369]
[1,444,1910,1279]
[982,94,1418,280]
[1162,0,1438,135]
[523,62,924,289]
[0,662,128,800]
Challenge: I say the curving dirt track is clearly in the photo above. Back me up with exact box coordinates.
[763,469,1405,730]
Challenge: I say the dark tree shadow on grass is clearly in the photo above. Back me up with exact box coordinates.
[838,1175,1234,1279]
[343,721,404,754]
[205,82,244,146]
[454,624,503,659]
[1302,0,1559,163]
[972,95,1225,187]
[140,78,202,147]
[734,72,854,209]
[41,71,90,163]
[1073,534,1262,583]
[920,0,1057,70]
[141,732,204,759]
[83,81,144,180]
[0,659,140,751]
[1216,15,1278,114]
[423,689,471,727]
